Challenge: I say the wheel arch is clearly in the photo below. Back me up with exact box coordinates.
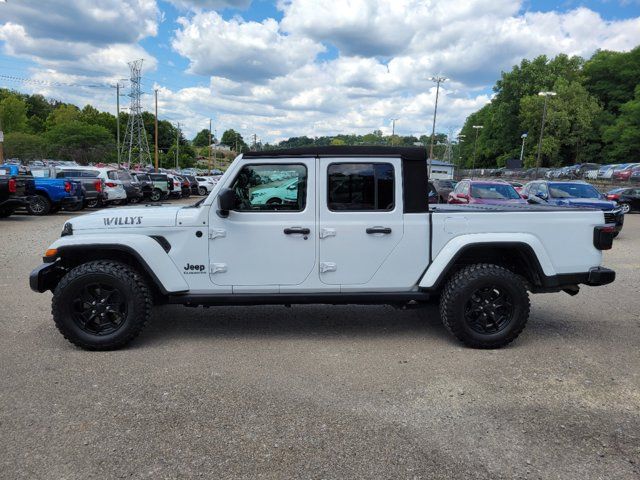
[45,236,189,296]
[420,238,552,291]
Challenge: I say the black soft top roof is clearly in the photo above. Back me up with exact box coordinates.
[243,145,429,214]
[243,146,427,162]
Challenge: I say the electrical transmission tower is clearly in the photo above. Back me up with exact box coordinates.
[121,59,151,167]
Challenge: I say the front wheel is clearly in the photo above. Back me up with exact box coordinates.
[439,264,530,348]
[198,187,207,196]
[149,188,162,202]
[52,261,152,350]
[620,203,630,214]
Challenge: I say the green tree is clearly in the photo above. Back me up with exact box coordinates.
[45,121,115,164]
[221,129,247,152]
[4,132,47,159]
[192,128,214,147]
[602,85,640,162]
[46,104,80,129]
[0,95,29,133]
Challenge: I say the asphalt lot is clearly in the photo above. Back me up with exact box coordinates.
[1,203,639,479]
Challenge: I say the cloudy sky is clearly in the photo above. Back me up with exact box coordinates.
[0,0,639,143]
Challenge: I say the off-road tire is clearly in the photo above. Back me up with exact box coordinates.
[52,261,152,350]
[198,187,207,196]
[439,263,530,349]
[26,194,51,216]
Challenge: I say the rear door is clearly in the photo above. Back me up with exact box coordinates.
[318,157,403,285]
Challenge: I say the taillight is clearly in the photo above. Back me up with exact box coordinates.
[606,194,619,200]
[8,178,16,193]
[105,182,117,188]
[64,181,71,193]
[593,225,615,250]
[94,180,102,193]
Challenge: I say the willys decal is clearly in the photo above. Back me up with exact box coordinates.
[103,216,143,226]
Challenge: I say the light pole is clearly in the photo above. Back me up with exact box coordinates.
[428,76,447,160]
[519,132,527,165]
[535,91,556,178]
[471,125,483,178]
[456,134,465,174]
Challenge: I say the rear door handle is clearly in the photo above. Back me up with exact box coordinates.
[284,227,311,235]
[366,227,392,234]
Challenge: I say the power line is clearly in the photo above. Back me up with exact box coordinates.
[0,73,113,90]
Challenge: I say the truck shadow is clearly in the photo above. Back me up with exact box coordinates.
[140,303,456,346]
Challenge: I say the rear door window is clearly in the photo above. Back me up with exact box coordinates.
[327,163,394,211]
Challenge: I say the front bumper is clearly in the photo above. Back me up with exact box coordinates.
[29,262,66,293]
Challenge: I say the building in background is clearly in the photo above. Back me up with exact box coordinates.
[428,159,454,180]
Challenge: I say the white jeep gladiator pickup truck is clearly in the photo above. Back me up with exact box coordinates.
[30,146,616,350]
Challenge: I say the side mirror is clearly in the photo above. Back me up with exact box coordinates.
[535,192,548,201]
[217,188,238,218]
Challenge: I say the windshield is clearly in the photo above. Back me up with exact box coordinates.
[549,183,601,199]
[470,183,520,199]
[436,180,455,188]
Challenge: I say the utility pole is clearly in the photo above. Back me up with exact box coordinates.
[252,133,257,151]
[535,91,556,178]
[208,118,212,174]
[428,76,447,163]
[175,122,180,170]
[471,125,483,179]
[154,89,159,173]
[0,116,4,164]
[116,82,121,169]
[390,118,398,145]
[121,59,151,167]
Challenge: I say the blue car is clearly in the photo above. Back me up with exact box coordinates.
[522,180,624,235]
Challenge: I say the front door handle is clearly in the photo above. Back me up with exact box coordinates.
[366,227,392,234]
[284,227,311,235]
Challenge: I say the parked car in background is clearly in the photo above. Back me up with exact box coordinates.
[115,170,144,204]
[612,164,640,182]
[448,180,527,205]
[131,173,153,199]
[23,166,84,215]
[597,164,618,179]
[575,163,600,178]
[428,181,439,204]
[509,181,524,195]
[167,174,182,199]
[606,187,640,213]
[0,165,35,218]
[92,167,127,206]
[631,168,640,183]
[184,175,200,196]
[47,167,105,209]
[522,180,624,235]
[147,173,171,201]
[431,179,456,203]
[175,175,192,198]
[195,176,217,195]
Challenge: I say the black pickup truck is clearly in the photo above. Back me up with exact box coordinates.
[0,166,35,218]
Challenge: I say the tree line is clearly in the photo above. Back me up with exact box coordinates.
[458,46,640,168]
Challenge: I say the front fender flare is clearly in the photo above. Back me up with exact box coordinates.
[48,234,189,294]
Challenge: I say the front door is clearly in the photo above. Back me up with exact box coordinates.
[209,160,316,287]
[318,157,404,285]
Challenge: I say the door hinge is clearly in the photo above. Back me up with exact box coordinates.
[320,262,337,273]
[319,228,336,239]
[210,263,227,274]
[209,228,226,240]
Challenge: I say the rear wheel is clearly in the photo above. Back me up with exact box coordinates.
[150,188,162,202]
[27,194,51,216]
[52,261,152,350]
[439,264,530,348]
[620,203,630,214]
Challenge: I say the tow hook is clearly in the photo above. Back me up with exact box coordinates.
[562,285,580,296]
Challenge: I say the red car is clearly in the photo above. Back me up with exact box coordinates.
[448,179,527,205]
[612,164,640,181]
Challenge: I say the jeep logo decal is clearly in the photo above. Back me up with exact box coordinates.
[103,216,143,226]
[184,263,206,274]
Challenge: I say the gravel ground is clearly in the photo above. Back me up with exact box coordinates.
[1,203,639,480]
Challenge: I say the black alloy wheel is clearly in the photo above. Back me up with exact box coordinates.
[71,283,128,336]
[463,286,514,334]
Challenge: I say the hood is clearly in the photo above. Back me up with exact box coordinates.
[551,198,617,211]
[68,205,183,231]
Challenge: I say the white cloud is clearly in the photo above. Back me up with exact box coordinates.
[167,0,252,10]
[171,11,324,82]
